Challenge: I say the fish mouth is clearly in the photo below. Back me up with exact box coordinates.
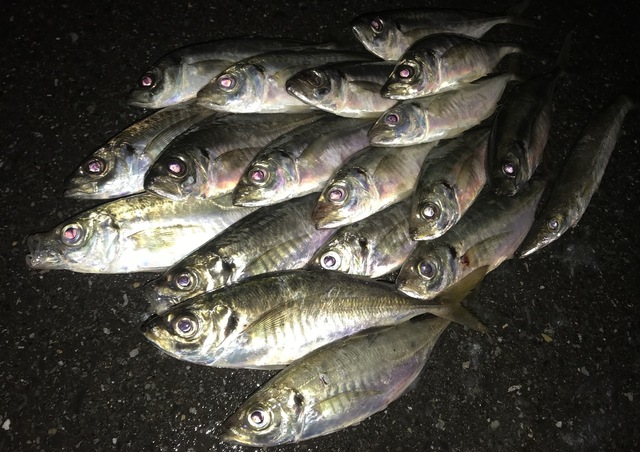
[142,284,178,314]
[312,204,343,229]
[25,234,62,269]
[380,82,413,100]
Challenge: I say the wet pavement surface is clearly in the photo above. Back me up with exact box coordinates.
[2,0,639,450]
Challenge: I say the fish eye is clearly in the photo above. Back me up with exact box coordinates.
[307,70,324,87]
[174,271,194,290]
[248,166,269,185]
[320,250,341,270]
[247,406,271,430]
[327,185,346,204]
[83,157,106,176]
[420,202,440,221]
[218,74,236,90]
[417,260,436,280]
[384,112,400,125]
[370,18,384,33]
[502,160,517,178]
[172,314,199,339]
[166,159,186,177]
[61,223,83,245]
[139,73,156,88]
[547,217,560,231]
[397,65,413,79]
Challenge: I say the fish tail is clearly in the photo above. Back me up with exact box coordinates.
[504,0,537,29]
[427,266,489,333]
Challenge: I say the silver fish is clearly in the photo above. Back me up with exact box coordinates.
[397,178,544,300]
[233,116,372,207]
[64,103,214,199]
[306,199,415,278]
[487,33,571,196]
[127,37,329,109]
[369,72,517,147]
[196,49,373,113]
[141,269,486,368]
[144,193,335,313]
[351,0,533,60]
[286,61,398,118]
[409,127,490,240]
[312,141,438,229]
[144,112,323,201]
[218,268,486,446]
[382,33,522,99]
[25,193,256,274]
[518,95,637,257]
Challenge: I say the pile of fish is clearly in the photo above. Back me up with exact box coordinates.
[25,1,637,447]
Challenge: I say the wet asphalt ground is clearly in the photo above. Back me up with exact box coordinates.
[2,0,640,450]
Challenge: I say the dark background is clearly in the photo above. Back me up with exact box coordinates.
[2,0,639,450]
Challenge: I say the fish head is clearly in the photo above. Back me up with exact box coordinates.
[312,167,374,229]
[307,232,368,274]
[220,386,300,447]
[489,140,530,196]
[144,253,233,313]
[233,148,298,206]
[517,210,568,258]
[351,14,403,60]
[127,59,180,109]
[26,212,120,273]
[396,243,457,300]
[143,145,208,200]
[141,298,241,365]
[381,53,435,99]
[286,67,344,111]
[368,102,426,146]
[409,181,459,240]
[64,140,147,199]
[196,63,264,112]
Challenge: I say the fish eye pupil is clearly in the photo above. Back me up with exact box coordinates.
[62,225,80,244]
[321,251,340,270]
[177,317,193,334]
[370,19,383,32]
[327,186,345,203]
[167,159,185,176]
[421,203,438,220]
[176,272,192,289]
[385,113,400,125]
[249,168,267,183]
[502,161,516,177]
[85,158,105,175]
[398,66,412,79]
[548,218,559,230]
[418,261,436,279]
[248,408,270,429]
[218,74,236,89]
[309,71,323,87]
[140,73,154,88]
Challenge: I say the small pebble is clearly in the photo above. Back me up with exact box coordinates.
[129,348,139,358]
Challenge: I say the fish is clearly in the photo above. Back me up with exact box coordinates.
[144,193,335,313]
[285,61,398,118]
[369,72,517,147]
[487,32,571,196]
[196,49,374,113]
[381,33,522,99]
[397,178,545,300]
[312,141,438,229]
[218,267,487,446]
[409,127,490,241]
[517,94,637,257]
[64,103,214,199]
[351,0,533,60]
[232,116,373,207]
[25,193,256,274]
[141,269,486,368]
[144,112,323,201]
[127,37,332,109]
[306,199,415,278]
